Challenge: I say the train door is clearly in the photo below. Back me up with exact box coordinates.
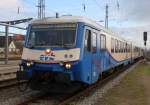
[83,28,93,84]
[99,34,106,74]
[83,27,99,84]
[91,31,100,83]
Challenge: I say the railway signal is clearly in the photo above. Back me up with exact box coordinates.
[143,31,147,46]
[143,31,148,59]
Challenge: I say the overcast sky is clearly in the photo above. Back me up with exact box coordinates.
[0,0,150,48]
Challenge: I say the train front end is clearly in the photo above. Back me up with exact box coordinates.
[16,21,82,90]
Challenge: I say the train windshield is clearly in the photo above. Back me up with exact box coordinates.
[27,24,76,48]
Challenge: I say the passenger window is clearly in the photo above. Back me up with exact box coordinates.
[92,32,97,53]
[120,42,122,53]
[124,43,126,53]
[100,35,106,50]
[111,38,115,53]
[119,41,122,53]
[118,41,120,53]
[115,39,118,53]
[129,45,131,52]
[127,44,129,52]
[85,29,91,52]
[125,43,127,53]
[121,42,123,53]
[129,44,131,52]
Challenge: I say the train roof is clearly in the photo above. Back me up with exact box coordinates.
[31,17,121,37]
[31,16,100,26]
[30,16,140,46]
[30,16,111,32]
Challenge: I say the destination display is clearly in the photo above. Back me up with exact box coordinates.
[32,23,76,29]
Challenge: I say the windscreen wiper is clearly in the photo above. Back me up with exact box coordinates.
[63,43,72,49]
[28,45,35,49]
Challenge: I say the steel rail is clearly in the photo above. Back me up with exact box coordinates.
[0,79,26,90]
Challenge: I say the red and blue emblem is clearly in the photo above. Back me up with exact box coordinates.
[40,49,55,61]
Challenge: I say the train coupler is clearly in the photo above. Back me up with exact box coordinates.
[16,70,30,80]
[16,64,32,80]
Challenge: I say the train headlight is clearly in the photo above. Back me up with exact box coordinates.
[26,62,31,67]
[45,49,51,54]
[65,63,72,69]
[26,62,33,67]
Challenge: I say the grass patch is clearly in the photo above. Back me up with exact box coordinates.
[96,62,150,105]
[137,63,150,76]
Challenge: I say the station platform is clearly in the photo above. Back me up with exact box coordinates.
[0,60,20,81]
[0,60,20,66]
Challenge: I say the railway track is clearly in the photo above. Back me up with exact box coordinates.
[16,60,141,105]
[59,64,132,105]
[0,79,27,90]
[0,64,27,90]
[0,79,18,89]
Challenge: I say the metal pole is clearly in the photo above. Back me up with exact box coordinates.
[145,46,146,57]
[105,4,108,29]
[5,25,9,64]
[56,12,59,18]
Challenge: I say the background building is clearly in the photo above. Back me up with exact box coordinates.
[0,34,25,54]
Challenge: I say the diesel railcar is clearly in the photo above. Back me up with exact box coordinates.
[17,16,143,90]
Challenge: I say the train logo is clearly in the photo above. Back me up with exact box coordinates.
[40,49,55,61]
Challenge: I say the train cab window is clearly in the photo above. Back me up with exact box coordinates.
[111,38,115,53]
[85,29,91,52]
[100,34,106,50]
[92,32,97,53]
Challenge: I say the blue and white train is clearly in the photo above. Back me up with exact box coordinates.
[17,16,143,90]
